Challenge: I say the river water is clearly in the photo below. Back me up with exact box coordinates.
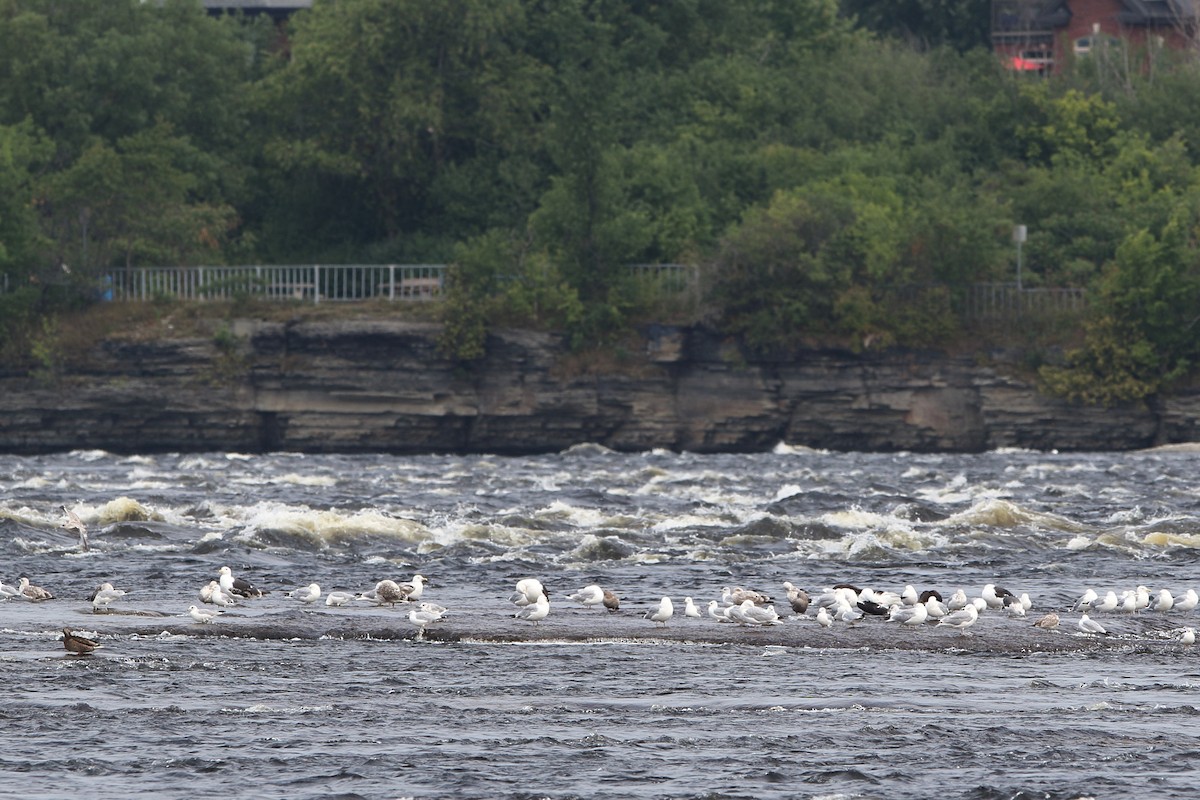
[2,445,1200,799]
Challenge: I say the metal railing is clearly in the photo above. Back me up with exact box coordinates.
[105,264,446,303]
[963,282,1087,317]
[1,266,1091,326]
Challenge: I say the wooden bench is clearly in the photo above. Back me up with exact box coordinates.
[265,282,315,300]
[398,277,442,299]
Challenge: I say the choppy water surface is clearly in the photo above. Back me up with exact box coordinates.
[3,445,1200,799]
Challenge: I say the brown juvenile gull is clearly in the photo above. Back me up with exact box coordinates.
[1032,613,1059,631]
[18,576,54,602]
[372,579,407,607]
[723,586,770,606]
[782,582,810,615]
[62,628,101,655]
[61,506,88,552]
[602,589,620,613]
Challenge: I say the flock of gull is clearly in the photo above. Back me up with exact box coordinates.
[521,579,1199,645]
[8,565,1200,654]
[7,509,1199,653]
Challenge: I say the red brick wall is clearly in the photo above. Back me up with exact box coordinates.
[999,0,1193,74]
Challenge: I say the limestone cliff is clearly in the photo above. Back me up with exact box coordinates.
[0,319,1191,454]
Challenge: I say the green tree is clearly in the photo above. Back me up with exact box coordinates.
[838,0,991,52]
[1041,214,1200,404]
[0,119,50,276]
[39,124,236,271]
[257,0,546,259]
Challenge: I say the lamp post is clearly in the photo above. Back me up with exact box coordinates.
[1013,224,1026,291]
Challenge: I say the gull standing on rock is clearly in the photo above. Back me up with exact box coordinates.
[937,604,979,636]
[61,506,89,552]
[782,582,810,615]
[210,582,239,608]
[1175,589,1199,612]
[1154,589,1175,613]
[887,602,928,627]
[602,588,620,612]
[409,602,447,637]
[90,582,127,613]
[398,574,427,602]
[1077,613,1108,636]
[708,600,730,622]
[1074,588,1098,612]
[646,597,673,626]
[515,592,550,625]
[683,597,702,619]
[369,580,407,607]
[982,584,1015,610]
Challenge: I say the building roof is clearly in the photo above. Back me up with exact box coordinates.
[201,1,313,15]
[1116,0,1197,25]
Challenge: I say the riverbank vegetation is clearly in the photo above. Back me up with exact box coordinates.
[2,0,1200,403]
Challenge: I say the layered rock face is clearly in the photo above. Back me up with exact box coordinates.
[0,319,1191,454]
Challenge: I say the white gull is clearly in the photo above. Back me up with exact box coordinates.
[188,605,221,624]
[1175,589,1199,612]
[1077,613,1107,636]
[566,585,605,609]
[646,597,673,626]
[510,578,545,607]
[937,604,979,635]
[325,591,356,607]
[288,583,322,604]
[515,592,550,625]
[90,582,127,613]
[61,506,89,552]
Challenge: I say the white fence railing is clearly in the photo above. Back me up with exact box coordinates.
[105,264,447,303]
[963,282,1088,317]
[98,263,702,304]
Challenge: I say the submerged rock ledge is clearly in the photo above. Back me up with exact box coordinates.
[3,319,1200,454]
[108,608,1193,656]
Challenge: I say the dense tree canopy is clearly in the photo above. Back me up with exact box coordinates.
[2,0,1200,402]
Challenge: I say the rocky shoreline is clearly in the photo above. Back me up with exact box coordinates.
[1,318,1197,454]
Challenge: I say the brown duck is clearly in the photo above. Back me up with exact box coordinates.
[62,628,101,655]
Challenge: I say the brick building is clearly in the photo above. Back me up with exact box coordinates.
[992,1,1197,72]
